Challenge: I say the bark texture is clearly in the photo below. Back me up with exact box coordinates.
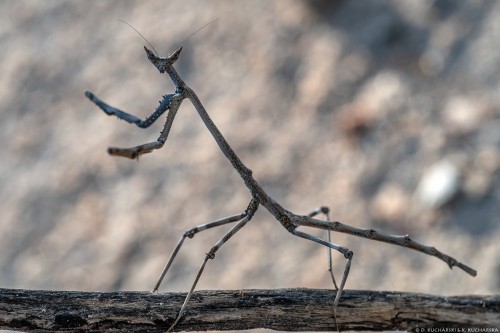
[0,288,498,332]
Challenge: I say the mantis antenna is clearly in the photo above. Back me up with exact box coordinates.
[176,18,219,48]
[118,18,220,56]
[118,19,159,56]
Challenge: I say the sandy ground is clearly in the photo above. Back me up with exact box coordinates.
[0,1,499,331]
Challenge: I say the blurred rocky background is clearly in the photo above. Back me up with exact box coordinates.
[0,0,498,328]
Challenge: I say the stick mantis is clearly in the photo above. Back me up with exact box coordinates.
[85,45,476,332]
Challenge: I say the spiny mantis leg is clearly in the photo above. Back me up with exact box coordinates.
[84,91,174,128]
[85,91,184,159]
[167,198,260,332]
[291,229,352,308]
[308,206,338,290]
[291,229,352,331]
[153,212,246,292]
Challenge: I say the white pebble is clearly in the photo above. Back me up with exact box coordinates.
[416,161,460,208]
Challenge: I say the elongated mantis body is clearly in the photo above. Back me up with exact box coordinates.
[86,45,476,332]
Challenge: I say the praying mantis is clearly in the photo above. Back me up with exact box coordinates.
[85,43,476,332]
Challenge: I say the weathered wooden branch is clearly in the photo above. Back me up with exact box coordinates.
[0,288,497,332]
